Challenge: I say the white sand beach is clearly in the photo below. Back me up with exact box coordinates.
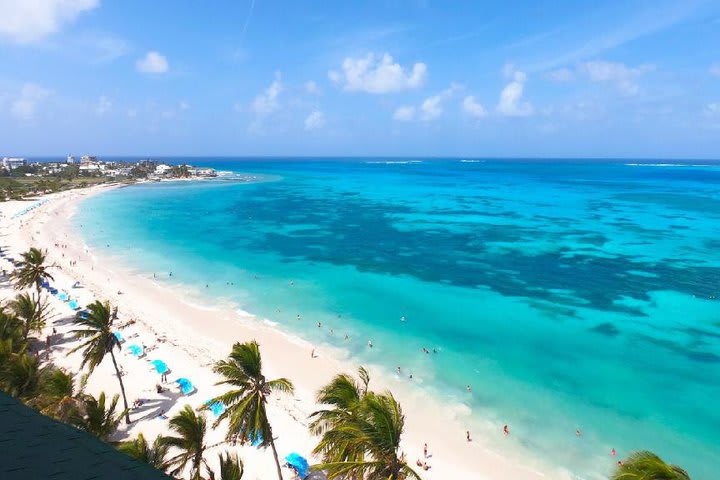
[0,184,563,480]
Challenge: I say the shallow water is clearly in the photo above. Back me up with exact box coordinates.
[76,159,720,479]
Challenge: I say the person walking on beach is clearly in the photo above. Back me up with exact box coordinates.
[423,443,428,458]
[503,425,510,436]
[466,431,472,442]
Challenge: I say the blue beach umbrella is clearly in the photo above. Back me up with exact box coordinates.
[127,344,143,357]
[151,359,168,374]
[113,331,123,342]
[176,377,194,395]
[285,453,309,478]
[205,400,225,417]
[58,292,68,301]
[68,300,79,310]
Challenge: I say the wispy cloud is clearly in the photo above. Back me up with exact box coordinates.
[0,0,99,44]
[251,72,283,114]
[529,1,704,71]
[11,83,52,120]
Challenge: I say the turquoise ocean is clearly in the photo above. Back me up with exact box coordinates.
[74,159,720,479]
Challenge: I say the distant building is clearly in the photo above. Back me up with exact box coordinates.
[2,157,26,170]
[80,155,97,164]
[155,164,172,175]
[66,154,76,164]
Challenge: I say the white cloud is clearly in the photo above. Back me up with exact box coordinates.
[547,68,574,82]
[0,0,98,44]
[95,95,111,115]
[578,60,653,95]
[11,83,51,120]
[710,64,720,78]
[136,51,169,74]
[251,72,283,114]
[497,68,533,117]
[179,101,190,110]
[393,105,415,121]
[329,53,427,94]
[705,103,720,116]
[305,80,321,95]
[462,95,487,118]
[304,110,325,130]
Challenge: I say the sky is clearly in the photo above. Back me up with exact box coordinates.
[1,0,719,159]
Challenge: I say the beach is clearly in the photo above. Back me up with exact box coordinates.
[0,183,561,480]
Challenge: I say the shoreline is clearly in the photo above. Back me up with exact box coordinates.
[0,184,570,480]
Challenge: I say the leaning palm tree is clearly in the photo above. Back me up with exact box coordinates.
[12,247,54,293]
[8,292,50,342]
[161,405,208,480]
[118,433,171,472]
[70,391,125,441]
[611,451,690,480]
[70,300,130,424]
[208,452,244,480]
[315,391,420,480]
[207,341,294,480]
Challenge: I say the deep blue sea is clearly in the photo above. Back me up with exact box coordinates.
[75,158,720,479]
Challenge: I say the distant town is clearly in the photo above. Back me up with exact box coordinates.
[1,155,217,201]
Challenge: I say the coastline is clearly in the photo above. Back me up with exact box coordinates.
[0,184,569,480]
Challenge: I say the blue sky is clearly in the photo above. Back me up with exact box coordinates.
[1,0,719,158]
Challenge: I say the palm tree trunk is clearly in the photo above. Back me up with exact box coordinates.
[109,348,131,424]
[268,428,284,480]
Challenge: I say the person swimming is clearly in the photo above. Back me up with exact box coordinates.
[368,340,373,348]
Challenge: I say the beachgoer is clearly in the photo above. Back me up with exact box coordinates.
[576,429,582,437]
[311,349,315,358]
[466,430,472,442]
[317,322,322,328]
[397,367,401,375]
[368,340,373,348]
[423,443,428,458]
[611,448,617,456]
[466,385,472,392]
[504,425,510,436]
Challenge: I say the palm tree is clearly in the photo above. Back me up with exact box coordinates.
[118,433,171,471]
[0,352,44,399]
[31,369,85,422]
[311,371,420,480]
[70,300,131,424]
[0,306,24,349]
[12,247,54,293]
[611,451,690,480]
[207,341,294,480]
[70,391,125,441]
[310,367,371,466]
[8,292,50,341]
[161,405,208,480]
[209,452,244,480]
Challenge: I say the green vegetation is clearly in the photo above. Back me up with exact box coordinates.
[611,451,690,480]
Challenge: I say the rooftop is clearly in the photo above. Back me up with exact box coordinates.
[0,392,172,480]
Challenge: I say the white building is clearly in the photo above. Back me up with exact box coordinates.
[155,164,173,175]
[2,157,26,170]
[66,155,76,164]
[80,155,97,164]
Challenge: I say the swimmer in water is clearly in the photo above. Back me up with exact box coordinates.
[368,340,373,348]
[503,425,510,436]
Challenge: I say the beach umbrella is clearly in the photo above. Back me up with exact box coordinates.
[68,300,79,310]
[205,400,225,417]
[285,453,309,478]
[113,331,124,342]
[151,359,168,374]
[127,344,143,357]
[176,377,194,395]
